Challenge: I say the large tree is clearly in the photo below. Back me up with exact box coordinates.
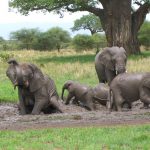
[9,0,150,54]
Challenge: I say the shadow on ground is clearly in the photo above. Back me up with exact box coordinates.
[35,54,95,64]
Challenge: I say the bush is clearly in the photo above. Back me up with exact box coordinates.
[72,34,94,51]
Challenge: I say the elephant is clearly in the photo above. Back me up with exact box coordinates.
[95,46,127,85]
[61,80,109,110]
[108,72,150,111]
[6,59,64,115]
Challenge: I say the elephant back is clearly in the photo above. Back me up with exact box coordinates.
[45,76,59,99]
[92,83,109,105]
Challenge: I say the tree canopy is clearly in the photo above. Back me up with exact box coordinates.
[71,13,103,35]
[9,0,150,54]
[9,27,71,51]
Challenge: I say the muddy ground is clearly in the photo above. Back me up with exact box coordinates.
[0,101,150,130]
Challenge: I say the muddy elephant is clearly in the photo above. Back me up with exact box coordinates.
[6,59,63,115]
[61,80,109,110]
[108,72,150,111]
[95,46,127,85]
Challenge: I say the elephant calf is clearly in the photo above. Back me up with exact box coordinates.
[108,72,150,111]
[61,80,109,110]
[6,59,64,115]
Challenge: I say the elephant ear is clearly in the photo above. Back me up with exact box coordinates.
[7,59,19,65]
[99,48,115,71]
[28,64,45,92]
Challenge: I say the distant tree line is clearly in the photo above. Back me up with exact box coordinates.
[0,27,107,52]
[0,18,149,52]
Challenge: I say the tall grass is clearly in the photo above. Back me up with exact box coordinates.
[0,49,150,102]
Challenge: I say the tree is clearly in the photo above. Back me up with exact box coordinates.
[92,33,107,52]
[72,34,94,50]
[138,21,150,49]
[71,13,103,35]
[0,37,7,51]
[46,27,71,52]
[10,28,41,50]
[9,0,150,54]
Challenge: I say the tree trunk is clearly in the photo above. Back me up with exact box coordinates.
[100,0,140,55]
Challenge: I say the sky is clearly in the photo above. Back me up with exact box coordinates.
[0,0,149,40]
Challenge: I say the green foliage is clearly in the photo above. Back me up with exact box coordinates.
[10,28,41,50]
[0,37,6,51]
[45,27,71,52]
[92,33,107,51]
[9,27,71,51]
[72,34,94,51]
[71,13,103,35]
[0,125,150,149]
[138,21,150,48]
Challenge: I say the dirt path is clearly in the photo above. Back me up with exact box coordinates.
[0,101,150,131]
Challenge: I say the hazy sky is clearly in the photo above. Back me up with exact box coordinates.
[0,0,149,39]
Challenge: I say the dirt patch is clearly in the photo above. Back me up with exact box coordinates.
[0,101,150,130]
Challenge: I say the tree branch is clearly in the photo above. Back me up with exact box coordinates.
[66,4,104,19]
[134,1,142,6]
[132,2,150,32]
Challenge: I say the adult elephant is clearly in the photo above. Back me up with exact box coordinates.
[6,59,63,115]
[61,80,109,110]
[108,72,150,111]
[95,46,127,85]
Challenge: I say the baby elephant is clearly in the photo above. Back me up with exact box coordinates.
[61,80,109,110]
[109,72,150,111]
[6,59,63,115]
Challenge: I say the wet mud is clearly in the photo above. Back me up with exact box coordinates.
[0,101,150,130]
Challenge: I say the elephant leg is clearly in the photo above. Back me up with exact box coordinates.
[87,102,95,111]
[83,94,95,111]
[18,88,27,115]
[105,69,116,85]
[140,86,150,109]
[71,97,79,105]
[31,98,48,115]
[113,90,124,111]
[50,96,64,113]
[95,63,106,83]
[65,93,74,105]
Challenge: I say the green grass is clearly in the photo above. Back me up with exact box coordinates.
[0,125,149,150]
[0,49,150,149]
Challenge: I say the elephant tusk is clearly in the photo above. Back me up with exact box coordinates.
[25,80,29,87]
[13,80,18,90]
[116,70,118,75]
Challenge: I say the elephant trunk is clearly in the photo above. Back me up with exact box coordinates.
[61,86,66,101]
[115,64,126,74]
[15,66,24,86]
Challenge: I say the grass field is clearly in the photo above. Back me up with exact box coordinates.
[0,125,150,150]
[0,49,150,149]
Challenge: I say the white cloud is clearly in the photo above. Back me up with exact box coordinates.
[0,0,89,24]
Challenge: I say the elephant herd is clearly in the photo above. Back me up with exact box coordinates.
[6,46,150,115]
